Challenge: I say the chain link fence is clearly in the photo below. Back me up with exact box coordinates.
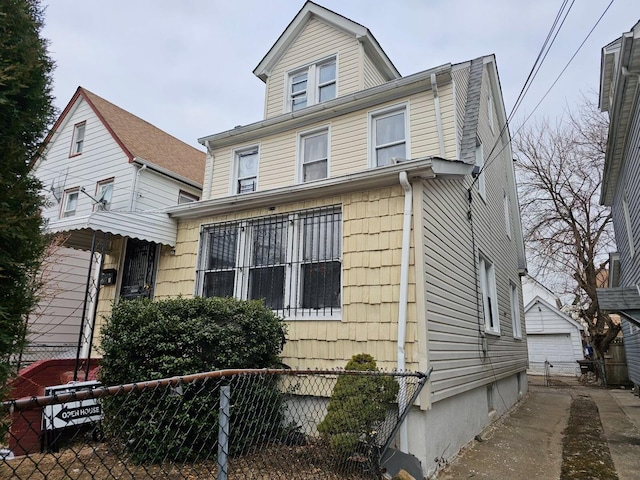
[1,368,428,479]
[10,344,77,371]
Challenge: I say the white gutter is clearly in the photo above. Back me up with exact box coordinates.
[397,171,412,453]
[131,164,147,211]
[431,73,446,157]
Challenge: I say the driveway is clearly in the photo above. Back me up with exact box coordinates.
[436,375,640,480]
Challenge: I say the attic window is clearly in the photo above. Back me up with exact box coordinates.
[70,122,86,156]
[288,57,336,112]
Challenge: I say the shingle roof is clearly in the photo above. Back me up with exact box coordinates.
[70,87,204,186]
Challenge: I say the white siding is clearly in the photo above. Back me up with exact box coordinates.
[524,300,584,375]
[135,168,200,211]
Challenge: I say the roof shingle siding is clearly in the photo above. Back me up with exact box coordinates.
[459,57,484,164]
[81,88,205,186]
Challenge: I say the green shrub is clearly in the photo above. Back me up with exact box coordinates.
[317,354,399,458]
[98,296,287,463]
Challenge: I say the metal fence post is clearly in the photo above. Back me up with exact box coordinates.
[217,385,230,480]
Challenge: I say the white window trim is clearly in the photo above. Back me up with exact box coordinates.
[475,140,486,200]
[367,102,411,168]
[61,188,80,218]
[285,55,338,113]
[504,190,512,239]
[198,208,343,321]
[230,144,260,195]
[70,121,86,157]
[479,254,500,335]
[94,179,114,211]
[178,190,199,204]
[623,194,635,258]
[510,281,522,339]
[296,125,331,184]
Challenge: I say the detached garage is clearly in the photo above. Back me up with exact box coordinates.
[525,296,585,376]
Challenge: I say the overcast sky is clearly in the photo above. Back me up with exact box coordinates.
[42,0,637,150]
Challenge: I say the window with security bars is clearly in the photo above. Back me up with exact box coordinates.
[199,206,341,318]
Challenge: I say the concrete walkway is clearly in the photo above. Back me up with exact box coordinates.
[436,376,640,480]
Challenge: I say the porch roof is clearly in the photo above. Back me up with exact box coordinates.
[47,211,177,251]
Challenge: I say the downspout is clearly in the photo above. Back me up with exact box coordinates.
[431,73,446,157]
[131,163,147,211]
[397,171,413,453]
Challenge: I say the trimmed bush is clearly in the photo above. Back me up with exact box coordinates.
[317,354,399,459]
[98,296,287,463]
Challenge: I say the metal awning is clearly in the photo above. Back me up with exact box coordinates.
[47,211,177,251]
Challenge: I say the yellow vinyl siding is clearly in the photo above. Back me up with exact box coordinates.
[155,186,418,372]
[93,238,125,353]
[265,17,361,118]
[208,85,458,199]
[363,51,388,89]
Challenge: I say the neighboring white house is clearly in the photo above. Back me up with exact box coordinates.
[29,87,205,365]
[522,275,585,376]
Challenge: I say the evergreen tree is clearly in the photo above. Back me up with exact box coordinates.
[0,0,55,396]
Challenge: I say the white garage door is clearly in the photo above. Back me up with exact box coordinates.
[528,333,579,375]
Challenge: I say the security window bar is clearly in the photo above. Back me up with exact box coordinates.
[301,130,328,182]
[291,72,308,111]
[236,148,258,194]
[199,206,342,318]
[374,109,406,167]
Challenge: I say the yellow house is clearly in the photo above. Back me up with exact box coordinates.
[94,1,528,475]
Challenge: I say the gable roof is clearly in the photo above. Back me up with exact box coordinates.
[524,296,584,331]
[46,87,205,186]
[253,1,400,82]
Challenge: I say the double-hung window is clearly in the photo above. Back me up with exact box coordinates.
[475,140,486,199]
[510,281,522,339]
[234,146,259,194]
[371,105,407,167]
[199,206,342,318]
[299,129,329,182]
[479,255,499,335]
[96,180,114,211]
[61,188,79,218]
[70,122,86,156]
[288,57,336,112]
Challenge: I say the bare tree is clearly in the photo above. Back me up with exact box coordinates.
[515,97,618,359]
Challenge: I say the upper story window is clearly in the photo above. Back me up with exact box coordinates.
[233,146,259,194]
[199,206,342,319]
[370,105,408,167]
[70,122,86,156]
[61,188,79,218]
[475,140,486,199]
[299,128,329,183]
[96,179,114,211]
[479,254,499,335]
[178,190,199,204]
[487,92,495,133]
[510,281,522,339]
[288,57,336,112]
[504,190,511,239]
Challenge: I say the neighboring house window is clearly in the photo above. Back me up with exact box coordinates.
[234,146,259,194]
[488,92,495,133]
[504,190,511,239]
[475,140,486,199]
[70,122,86,156]
[479,254,499,335]
[288,57,336,112]
[95,179,114,211]
[61,188,79,218]
[370,105,408,167]
[199,206,342,318]
[299,128,329,182]
[510,281,522,339]
[178,191,199,204]
[623,195,635,258]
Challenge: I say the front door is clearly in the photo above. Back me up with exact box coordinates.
[120,238,157,300]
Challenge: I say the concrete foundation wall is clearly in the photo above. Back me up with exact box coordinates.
[407,371,528,477]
